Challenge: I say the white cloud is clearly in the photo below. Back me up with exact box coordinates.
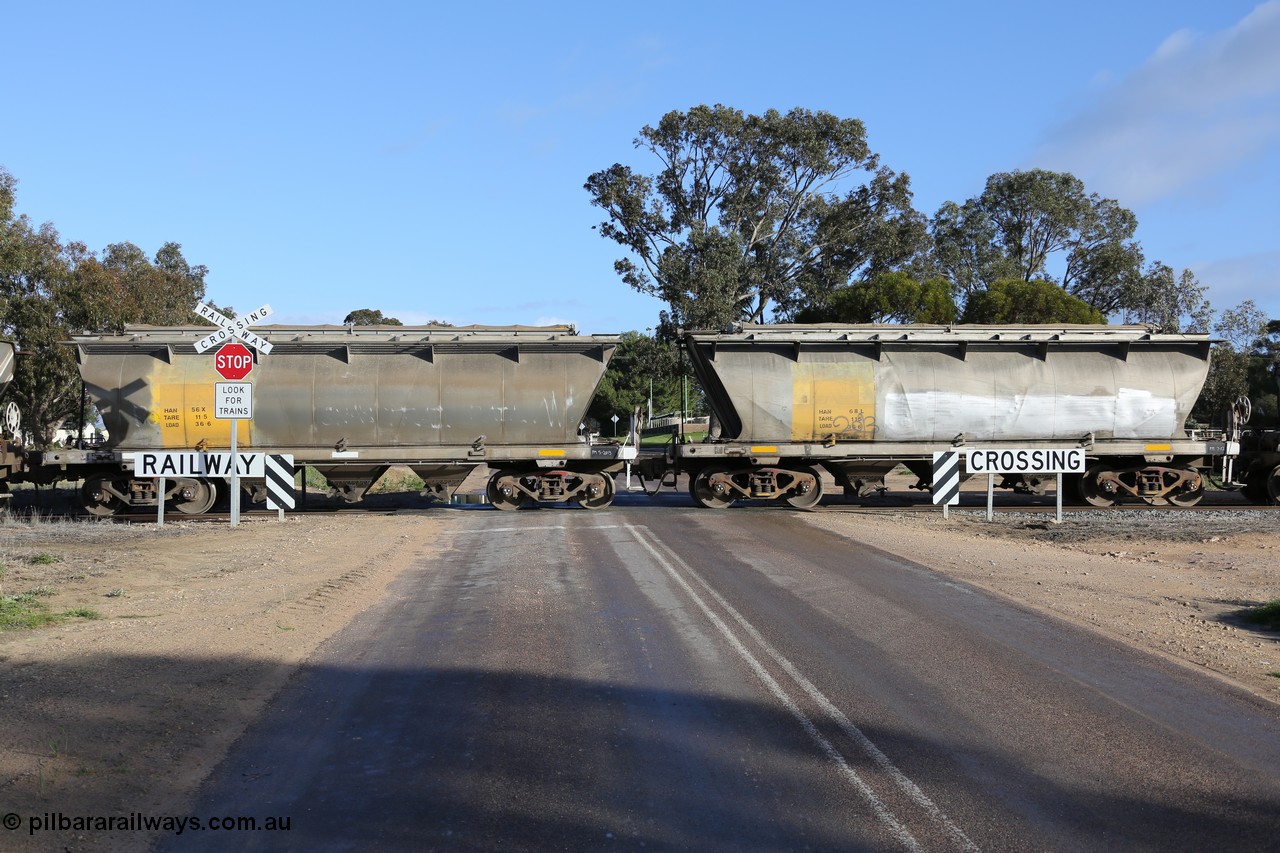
[1035,2,1280,204]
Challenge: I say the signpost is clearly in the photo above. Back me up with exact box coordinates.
[966,447,1087,523]
[133,452,266,527]
[131,302,283,526]
[197,302,276,527]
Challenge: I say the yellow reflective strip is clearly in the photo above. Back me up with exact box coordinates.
[538,449,566,457]
[1145,443,1172,452]
[750,446,778,454]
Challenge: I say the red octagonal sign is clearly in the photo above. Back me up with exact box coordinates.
[214,342,254,380]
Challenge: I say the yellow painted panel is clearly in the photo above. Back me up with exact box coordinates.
[791,362,876,442]
[538,448,566,457]
[146,368,250,448]
[750,446,778,454]
[1145,443,1172,452]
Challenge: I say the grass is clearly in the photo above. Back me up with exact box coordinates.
[0,594,101,630]
[0,560,100,629]
[370,469,426,494]
[29,552,61,565]
[1240,599,1280,630]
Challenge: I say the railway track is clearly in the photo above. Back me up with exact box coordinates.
[15,487,1271,525]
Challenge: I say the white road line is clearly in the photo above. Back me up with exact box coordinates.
[636,526,981,853]
[623,525,925,853]
[450,525,623,534]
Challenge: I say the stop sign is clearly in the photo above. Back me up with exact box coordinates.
[214,342,254,380]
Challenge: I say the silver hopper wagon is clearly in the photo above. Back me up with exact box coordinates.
[655,324,1233,508]
[57,325,635,514]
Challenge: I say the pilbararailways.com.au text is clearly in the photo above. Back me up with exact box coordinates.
[5,811,291,836]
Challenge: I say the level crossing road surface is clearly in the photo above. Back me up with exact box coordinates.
[166,503,1280,851]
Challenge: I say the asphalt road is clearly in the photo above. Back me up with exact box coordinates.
[166,501,1280,851]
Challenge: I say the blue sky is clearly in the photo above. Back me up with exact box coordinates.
[3,1,1277,332]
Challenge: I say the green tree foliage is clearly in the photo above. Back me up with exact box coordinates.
[0,166,209,444]
[1196,299,1270,424]
[586,105,926,331]
[959,279,1105,324]
[1246,319,1280,426]
[928,169,1223,329]
[587,331,683,429]
[932,170,1140,299]
[794,272,957,324]
[1114,262,1212,333]
[343,308,405,326]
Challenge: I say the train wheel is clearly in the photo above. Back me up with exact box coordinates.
[691,467,736,509]
[574,474,615,510]
[1165,470,1205,507]
[486,470,529,511]
[782,466,823,509]
[81,476,124,517]
[1267,464,1280,505]
[1078,465,1118,508]
[171,478,218,514]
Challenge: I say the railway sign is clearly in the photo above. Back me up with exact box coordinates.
[214,381,253,419]
[967,447,1086,475]
[133,451,265,477]
[265,454,296,511]
[214,343,255,380]
[195,302,274,354]
[932,450,961,507]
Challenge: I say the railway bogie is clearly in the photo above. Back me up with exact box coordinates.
[485,467,617,510]
[686,464,823,509]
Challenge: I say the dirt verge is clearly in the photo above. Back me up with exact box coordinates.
[0,508,451,851]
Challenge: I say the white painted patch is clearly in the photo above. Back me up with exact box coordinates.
[882,391,1176,440]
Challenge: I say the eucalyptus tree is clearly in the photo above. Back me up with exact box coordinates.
[932,170,1142,306]
[586,105,925,332]
[1,165,210,443]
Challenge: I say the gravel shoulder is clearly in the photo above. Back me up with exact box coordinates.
[0,487,1277,851]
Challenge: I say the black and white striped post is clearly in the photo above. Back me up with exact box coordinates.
[265,453,296,521]
[932,450,961,518]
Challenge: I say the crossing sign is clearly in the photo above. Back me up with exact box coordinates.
[195,303,274,354]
